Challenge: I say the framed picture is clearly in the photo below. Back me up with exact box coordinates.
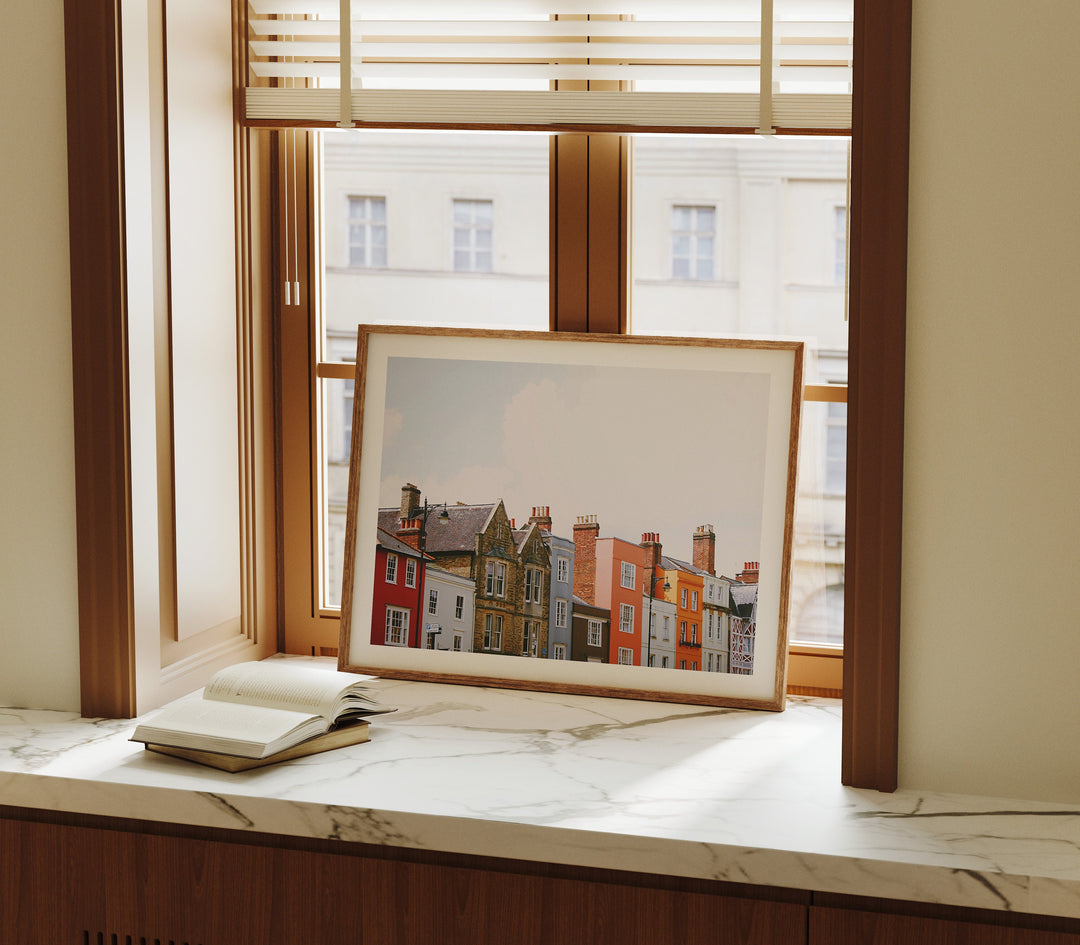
[339,326,803,710]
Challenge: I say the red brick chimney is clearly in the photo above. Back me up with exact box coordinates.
[693,525,716,576]
[573,515,600,605]
[737,561,759,584]
[400,483,421,524]
[528,505,553,531]
[397,518,422,551]
[640,532,663,572]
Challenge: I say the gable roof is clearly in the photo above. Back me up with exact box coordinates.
[375,527,425,559]
[730,583,758,617]
[377,502,496,554]
[659,555,709,578]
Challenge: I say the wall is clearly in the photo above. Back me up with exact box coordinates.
[0,0,81,711]
[900,0,1080,801]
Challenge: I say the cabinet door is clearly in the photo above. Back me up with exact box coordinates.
[811,906,1080,945]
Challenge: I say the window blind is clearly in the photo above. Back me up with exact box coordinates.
[244,0,852,132]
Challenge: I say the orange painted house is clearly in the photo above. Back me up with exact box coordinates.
[572,517,646,666]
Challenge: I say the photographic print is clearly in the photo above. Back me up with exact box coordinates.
[340,326,802,709]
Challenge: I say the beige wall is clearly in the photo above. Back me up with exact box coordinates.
[901,0,1080,801]
[3,0,1080,801]
[0,0,81,711]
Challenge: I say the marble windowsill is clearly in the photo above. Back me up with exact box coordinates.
[2,659,1080,920]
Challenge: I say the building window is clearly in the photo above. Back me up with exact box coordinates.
[707,653,713,671]
[385,553,398,584]
[453,634,462,651]
[492,615,503,650]
[385,606,409,646]
[404,557,416,588]
[680,620,687,642]
[555,598,568,628]
[671,204,715,281]
[553,643,566,659]
[455,595,464,619]
[620,561,636,589]
[681,588,688,609]
[649,613,656,637]
[427,588,438,615]
[522,621,532,654]
[453,199,493,272]
[619,603,634,634]
[661,656,669,669]
[692,661,698,671]
[485,561,506,598]
[556,556,569,583]
[483,614,492,649]
[648,654,655,667]
[691,624,698,644]
[341,378,354,460]
[680,659,687,670]
[587,619,603,648]
[618,647,633,665]
[347,196,387,268]
[524,567,542,603]
[663,616,670,640]
[835,204,848,284]
[691,590,698,611]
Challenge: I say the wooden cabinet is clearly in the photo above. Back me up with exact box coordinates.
[3,814,1080,945]
[0,818,802,945]
[810,907,1080,945]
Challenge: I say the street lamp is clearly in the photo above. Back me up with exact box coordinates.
[644,570,670,668]
[412,498,450,648]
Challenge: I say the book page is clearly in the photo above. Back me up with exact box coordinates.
[202,661,368,718]
[132,700,319,755]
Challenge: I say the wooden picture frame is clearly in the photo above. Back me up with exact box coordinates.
[339,326,803,710]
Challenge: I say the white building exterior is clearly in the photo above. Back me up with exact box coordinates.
[644,595,677,670]
[701,574,733,673]
[421,566,476,653]
[320,133,847,644]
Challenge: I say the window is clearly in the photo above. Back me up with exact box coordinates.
[453,199,493,272]
[620,561,636,589]
[691,624,698,644]
[555,599,568,628]
[680,620,687,642]
[553,643,566,660]
[707,653,714,672]
[826,402,848,495]
[691,590,698,611]
[835,205,848,284]
[618,647,633,666]
[681,588,688,609]
[385,554,398,584]
[671,205,714,281]
[455,595,464,619]
[341,378,354,460]
[587,619,603,648]
[453,634,462,651]
[524,568,542,604]
[648,654,655,667]
[522,621,531,655]
[619,604,634,634]
[556,556,569,583]
[663,616,670,640]
[347,196,387,268]
[692,661,698,672]
[405,558,416,588]
[427,589,438,615]
[491,615,503,650]
[680,660,687,670]
[385,607,409,646]
[483,614,492,650]
[486,561,506,598]
[661,656,669,669]
[254,0,911,790]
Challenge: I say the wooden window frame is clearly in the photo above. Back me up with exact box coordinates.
[67,0,908,792]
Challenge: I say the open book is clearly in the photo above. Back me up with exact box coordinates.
[130,661,393,759]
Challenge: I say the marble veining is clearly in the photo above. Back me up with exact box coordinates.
[2,660,1080,919]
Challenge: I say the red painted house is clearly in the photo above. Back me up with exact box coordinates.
[371,527,426,648]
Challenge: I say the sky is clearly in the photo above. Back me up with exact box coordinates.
[377,356,771,578]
